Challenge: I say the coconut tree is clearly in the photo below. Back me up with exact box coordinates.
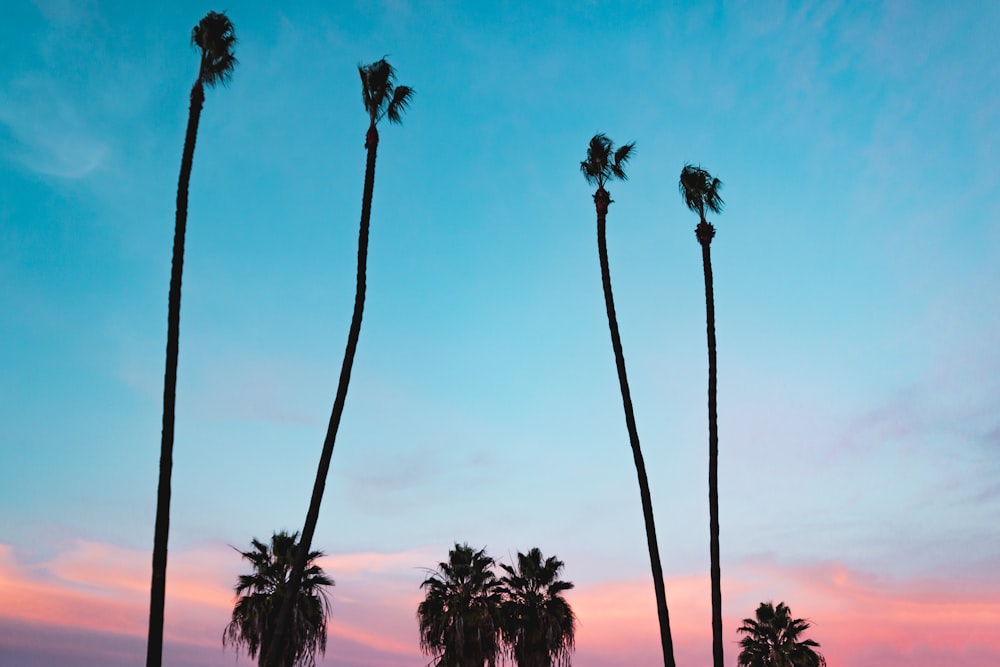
[223,531,334,667]
[146,11,236,667]
[418,543,504,667]
[679,163,726,667]
[581,134,675,667]
[499,548,576,667]
[737,601,827,667]
[263,58,412,667]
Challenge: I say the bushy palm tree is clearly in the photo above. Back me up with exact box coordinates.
[737,602,826,667]
[679,163,725,667]
[418,543,504,667]
[223,531,333,667]
[264,58,412,667]
[581,134,676,667]
[146,11,236,667]
[499,548,576,667]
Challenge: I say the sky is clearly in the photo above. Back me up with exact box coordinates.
[1,0,999,665]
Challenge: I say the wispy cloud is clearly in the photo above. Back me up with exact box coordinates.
[0,77,109,179]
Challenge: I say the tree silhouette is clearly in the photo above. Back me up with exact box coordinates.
[263,58,412,667]
[679,163,725,667]
[418,543,504,667]
[223,531,333,667]
[581,133,676,667]
[499,548,576,667]
[146,11,236,667]
[737,601,827,667]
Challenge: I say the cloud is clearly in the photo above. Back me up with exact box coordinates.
[3,539,1000,666]
[0,539,429,665]
[568,556,1000,667]
[0,76,109,180]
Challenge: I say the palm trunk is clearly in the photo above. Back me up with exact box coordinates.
[697,220,723,667]
[146,78,204,667]
[263,123,380,667]
[594,187,676,667]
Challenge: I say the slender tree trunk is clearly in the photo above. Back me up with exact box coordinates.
[264,123,380,667]
[146,78,204,667]
[697,220,723,667]
[594,187,676,667]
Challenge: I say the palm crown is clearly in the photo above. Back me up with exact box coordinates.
[418,543,503,666]
[223,531,333,667]
[679,163,724,222]
[499,548,576,667]
[359,57,414,126]
[192,11,237,87]
[580,133,635,189]
[737,601,826,667]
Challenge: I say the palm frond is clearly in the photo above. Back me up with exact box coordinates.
[613,142,635,170]
[358,65,373,115]
[386,85,415,124]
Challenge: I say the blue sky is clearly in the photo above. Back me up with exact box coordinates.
[2,1,999,665]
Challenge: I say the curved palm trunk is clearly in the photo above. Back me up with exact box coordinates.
[697,221,723,667]
[146,79,204,667]
[264,124,380,667]
[594,188,676,667]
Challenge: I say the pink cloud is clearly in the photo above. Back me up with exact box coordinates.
[3,541,999,666]
[563,557,1000,667]
[738,558,1000,665]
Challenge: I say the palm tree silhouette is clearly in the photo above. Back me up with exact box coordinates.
[737,601,827,667]
[580,134,676,667]
[679,163,725,667]
[223,531,333,667]
[146,11,236,667]
[263,58,412,667]
[499,548,576,667]
[418,543,504,667]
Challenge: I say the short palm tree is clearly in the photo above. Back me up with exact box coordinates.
[581,134,676,667]
[146,11,236,667]
[263,58,412,667]
[679,163,725,667]
[499,548,576,667]
[737,601,826,667]
[418,543,504,667]
[223,531,334,667]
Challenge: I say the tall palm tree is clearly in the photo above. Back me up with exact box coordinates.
[737,601,826,667]
[146,12,236,667]
[581,134,676,667]
[223,531,334,667]
[679,163,725,667]
[418,543,504,667]
[263,58,412,667]
[499,548,576,667]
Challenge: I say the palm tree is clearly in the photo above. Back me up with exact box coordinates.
[263,58,412,667]
[498,548,576,667]
[679,163,725,667]
[223,531,334,667]
[737,601,827,667]
[581,134,676,667]
[418,543,504,667]
[146,11,236,667]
